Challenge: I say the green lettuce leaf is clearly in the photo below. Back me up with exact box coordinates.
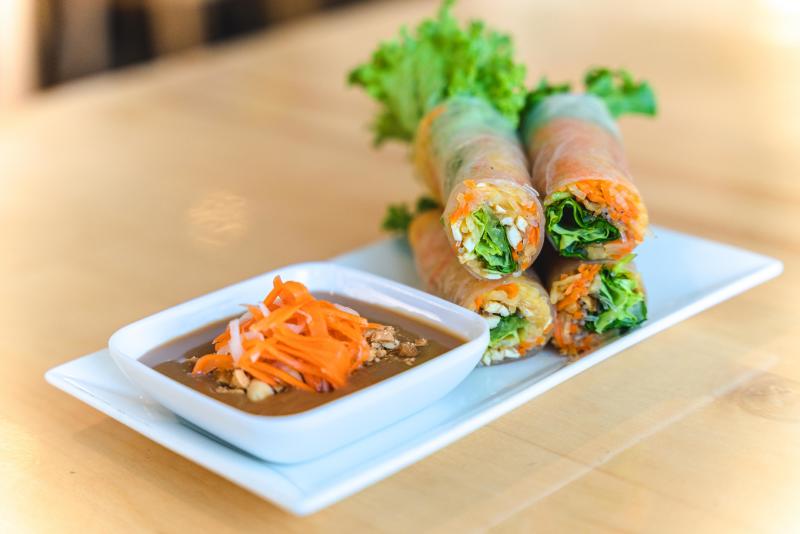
[381,196,441,234]
[522,67,657,120]
[489,313,528,347]
[471,206,517,274]
[523,77,572,115]
[585,257,647,333]
[348,0,527,145]
[584,68,657,118]
[545,192,620,258]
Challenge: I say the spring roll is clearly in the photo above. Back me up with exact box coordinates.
[414,96,545,280]
[539,251,647,358]
[522,94,649,260]
[348,2,544,280]
[409,211,553,365]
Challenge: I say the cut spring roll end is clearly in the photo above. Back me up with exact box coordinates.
[549,257,647,357]
[409,211,553,366]
[545,179,648,260]
[445,179,544,279]
[471,280,554,365]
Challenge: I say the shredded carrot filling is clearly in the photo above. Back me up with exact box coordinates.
[192,276,376,392]
[496,283,519,299]
[552,265,605,357]
[449,187,477,223]
[573,181,638,223]
[525,223,539,251]
[570,180,644,243]
[554,318,599,357]
[556,264,601,312]
[517,341,534,355]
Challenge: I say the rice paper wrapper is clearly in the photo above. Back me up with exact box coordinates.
[522,94,625,195]
[413,97,545,277]
[521,94,649,258]
[414,96,531,200]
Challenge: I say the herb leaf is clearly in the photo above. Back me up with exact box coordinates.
[584,67,657,118]
[416,196,440,214]
[382,203,415,234]
[381,196,442,234]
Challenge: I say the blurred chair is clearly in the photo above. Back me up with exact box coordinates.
[0,0,363,112]
[0,0,38,109]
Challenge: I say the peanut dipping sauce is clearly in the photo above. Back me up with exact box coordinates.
[142,294,464,416]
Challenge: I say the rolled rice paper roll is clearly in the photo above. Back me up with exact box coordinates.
[522,94,649,261]
[414,96,545,280]
[409,211,553,365]
[538,249,647,358]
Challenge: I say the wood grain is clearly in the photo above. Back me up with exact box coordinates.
[1,0,799,532]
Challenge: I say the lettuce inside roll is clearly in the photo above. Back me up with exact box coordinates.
[464,206,517,275]
[548,256,646,357]
[587,260,647,333]
[545,191,621,258]
[489,314,528,346]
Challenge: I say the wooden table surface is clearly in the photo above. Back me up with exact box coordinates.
[2,0,799,531]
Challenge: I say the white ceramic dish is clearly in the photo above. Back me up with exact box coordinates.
[108,262,489,463]
[46,226,782,515]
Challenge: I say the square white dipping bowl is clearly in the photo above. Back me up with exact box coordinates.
[108,262,489,463]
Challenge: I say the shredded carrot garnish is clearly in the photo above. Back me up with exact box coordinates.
[192,276,378,393]
[192,353,233,374]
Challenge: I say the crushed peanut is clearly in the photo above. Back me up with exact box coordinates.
[398,342,419,358]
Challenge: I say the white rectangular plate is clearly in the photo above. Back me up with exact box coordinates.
[45,226,782,515]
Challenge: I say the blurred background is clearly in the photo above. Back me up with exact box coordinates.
[4,0,800,115]
[0,0,365,110]
[2,1,800,531]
